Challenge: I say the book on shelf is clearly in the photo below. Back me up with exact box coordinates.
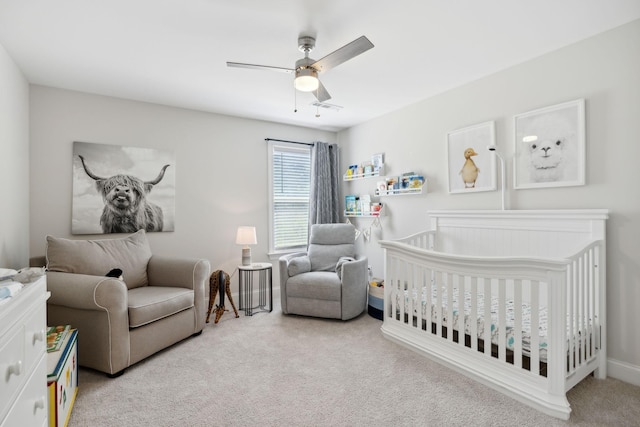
[345,195,357,213]
[47,324,71,352]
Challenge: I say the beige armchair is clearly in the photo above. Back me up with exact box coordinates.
[44,230,210,377]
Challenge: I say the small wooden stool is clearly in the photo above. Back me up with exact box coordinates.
[206,270,239,324]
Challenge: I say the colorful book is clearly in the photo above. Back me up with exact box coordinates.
[47,325,71,352]
[345,195,357,213]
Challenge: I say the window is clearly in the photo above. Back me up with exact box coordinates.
[267,141,311,254]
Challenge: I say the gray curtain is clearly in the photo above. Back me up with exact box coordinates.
[309,142,340,225]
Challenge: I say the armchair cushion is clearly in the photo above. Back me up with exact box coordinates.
[127,286,194,328]
[307,223,355,271]
[285,271,342,301]
[46,229,152,289]
[288,256,311,276]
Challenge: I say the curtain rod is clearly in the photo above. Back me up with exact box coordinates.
[265,138,314,146]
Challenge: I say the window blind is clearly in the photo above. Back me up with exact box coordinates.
[271,144,311,251]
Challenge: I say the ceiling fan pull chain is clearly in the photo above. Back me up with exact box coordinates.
[294,85,298,113]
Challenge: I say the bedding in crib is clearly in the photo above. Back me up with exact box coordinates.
[398,285,557,361]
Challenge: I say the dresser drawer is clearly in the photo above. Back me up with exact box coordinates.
[23,304,47,374]
[0,326,26,420]
[2,354,48,427]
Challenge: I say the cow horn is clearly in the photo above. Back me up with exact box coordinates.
[78,155,105,181]
[146,164,170,186]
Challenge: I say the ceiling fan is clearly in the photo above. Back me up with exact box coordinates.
[227,35,374,102]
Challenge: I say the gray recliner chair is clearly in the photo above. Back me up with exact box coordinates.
[279,223,368,320]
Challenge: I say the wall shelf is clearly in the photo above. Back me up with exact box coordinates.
[343,165,385,181]
[375,186,424,196]
[344,211,383,218]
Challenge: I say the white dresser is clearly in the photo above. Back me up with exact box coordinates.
[1,276,48,427]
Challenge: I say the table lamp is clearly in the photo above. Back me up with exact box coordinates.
[236,226,257,266]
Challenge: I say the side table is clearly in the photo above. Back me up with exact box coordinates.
[238,263,273,316]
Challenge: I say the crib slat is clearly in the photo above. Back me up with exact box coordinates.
[498,279,506,362]
[390,256,395,320]
[470,276,478,352]
[416,264,422,329]
[446,273,454,342]
[458,275,466,347]
[398,258,406,324]
[435,271,443,337]
[484,278,491,357]
[426,268,433,332]
[579,254,585,365]
[570,260,577,373]
[531,281,540,374]
[588,249,594,358]
[416,265,424,330]
[408,262,415,329]
[514,280,523,369]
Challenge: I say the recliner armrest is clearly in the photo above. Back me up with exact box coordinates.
[279,252,308,283]
[278,252,308,315]
[47,271,128,312]
[340,255,368,288]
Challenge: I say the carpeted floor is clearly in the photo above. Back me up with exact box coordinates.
[68,293,640,426]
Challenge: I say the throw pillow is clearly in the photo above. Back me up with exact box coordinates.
[288,256,311,276]
[46,229,152,289]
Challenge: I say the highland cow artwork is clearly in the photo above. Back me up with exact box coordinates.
[72,141,175,234]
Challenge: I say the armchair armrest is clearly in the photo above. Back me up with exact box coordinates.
[278,252,308,314]
[47,271,128,312]
[278,252,308,286]
[46,271,130,375]
[339,255,369,320]
[147,256,210,289]
[147,255,211,332]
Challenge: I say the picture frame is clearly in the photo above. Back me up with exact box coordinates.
[514,99,585,189]
[447,121,496,194]
[72,141,176,234]
[371,153,384,169]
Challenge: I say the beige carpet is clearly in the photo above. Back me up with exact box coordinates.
[69,293,640,426]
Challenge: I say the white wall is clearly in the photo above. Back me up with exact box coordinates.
[0,43,29,269]
[338,20,640,381]
[29,86,335,289]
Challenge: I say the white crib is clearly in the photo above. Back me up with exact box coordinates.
[379,209,608,420]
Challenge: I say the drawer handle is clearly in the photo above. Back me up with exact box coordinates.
[33,329,46,344]
[34,397,46,413]
[6,360,22,379]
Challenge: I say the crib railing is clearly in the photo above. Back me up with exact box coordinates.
[564,241,605,387]
[380,237,604,387]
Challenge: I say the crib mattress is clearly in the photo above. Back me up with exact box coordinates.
[399,286,550,361]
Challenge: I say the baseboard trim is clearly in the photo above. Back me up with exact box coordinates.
[607,358,640,387]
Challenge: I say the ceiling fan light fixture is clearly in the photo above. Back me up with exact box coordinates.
[294,68,319,92]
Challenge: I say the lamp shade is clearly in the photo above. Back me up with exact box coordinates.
[236,226,257,246]
[294,68,319,92]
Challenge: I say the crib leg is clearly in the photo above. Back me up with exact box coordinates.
[594,357,607,379]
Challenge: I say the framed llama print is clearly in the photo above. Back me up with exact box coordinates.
[72,141,176,234]
[514,99,585,189]
[447,121,497,194]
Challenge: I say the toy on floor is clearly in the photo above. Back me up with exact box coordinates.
[206,269,239,324]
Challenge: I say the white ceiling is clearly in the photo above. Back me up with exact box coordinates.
[1,1,639,132]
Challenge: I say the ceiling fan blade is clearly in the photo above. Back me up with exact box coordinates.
[226,62,294,74]
[311,36,374,73]
[313,80,331,102]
